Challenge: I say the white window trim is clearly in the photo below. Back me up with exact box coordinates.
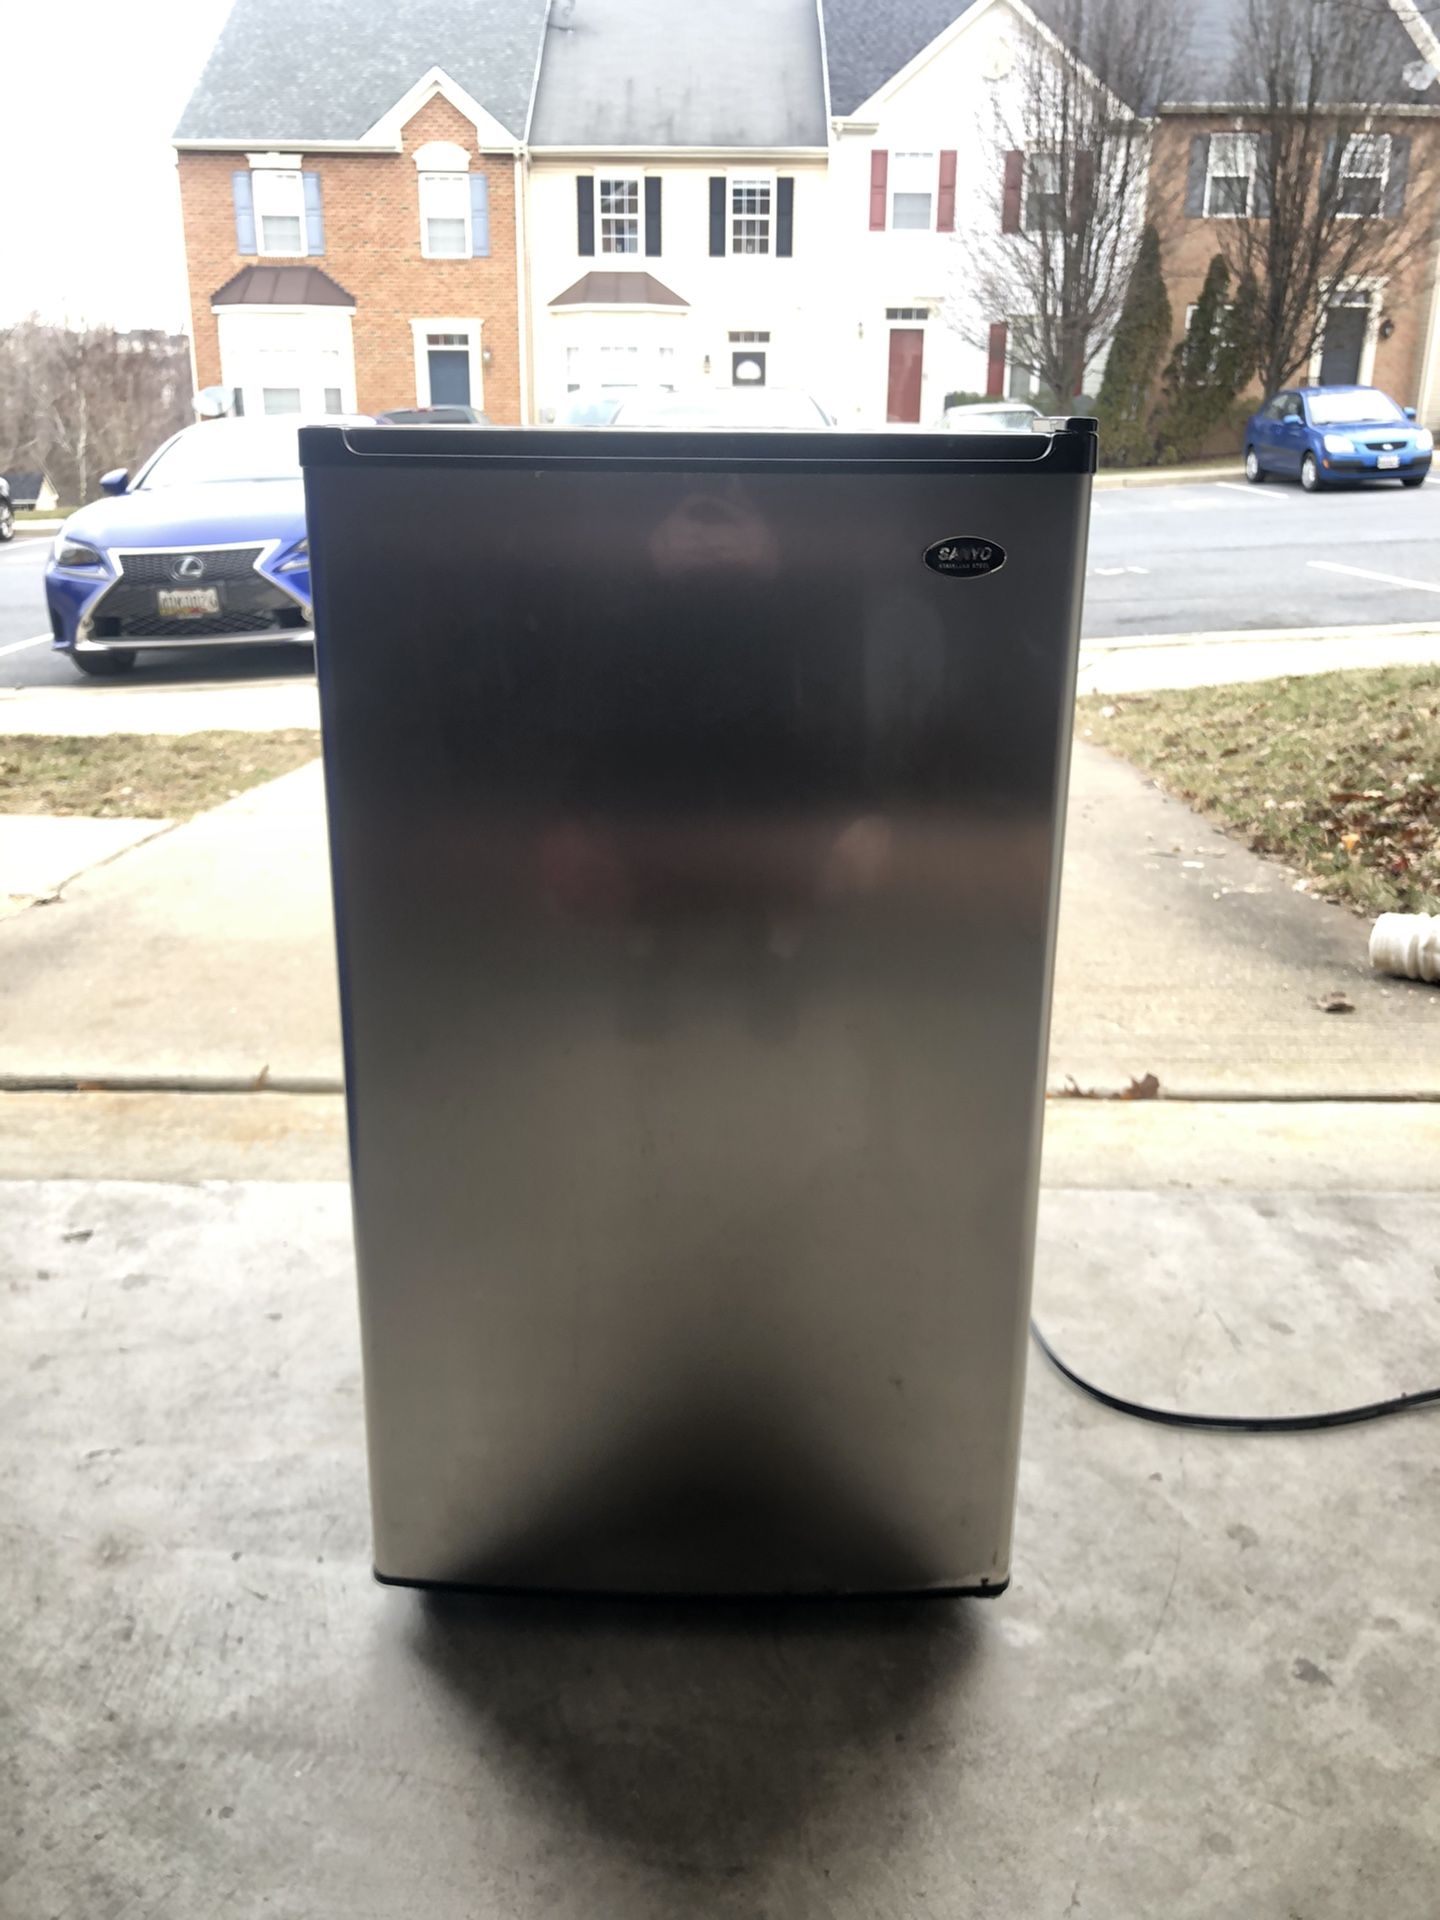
[1336,132,1391,220]
[597,173,643,256]
[1203,133,1258,219]
[889,150,938,233]
[251,168,308,259]
[419,169,472,261]
[1307,279,1385,387]
[411,317,485,408]
[728,171,776,257]
[412,140,470,173]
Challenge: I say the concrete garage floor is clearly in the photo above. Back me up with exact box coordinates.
[5,1172,1439,1918]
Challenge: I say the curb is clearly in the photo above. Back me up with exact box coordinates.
[1093,465,1243,490]
[1080,618,1440,655]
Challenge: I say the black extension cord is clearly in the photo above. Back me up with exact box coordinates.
[1029,1319,1440,1433]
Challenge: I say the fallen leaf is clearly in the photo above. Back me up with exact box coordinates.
[1120,1072,1161,1100]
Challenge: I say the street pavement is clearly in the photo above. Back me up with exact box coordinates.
[2,476,1440,700]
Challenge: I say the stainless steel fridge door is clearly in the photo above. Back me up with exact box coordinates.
[303,424,1094,1595]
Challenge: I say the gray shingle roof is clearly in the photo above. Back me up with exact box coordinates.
[823,0,1433,117]
[529,0,826,147]
[174,0,549,143]
[1176,0,1432,105]
[822,0,970,118]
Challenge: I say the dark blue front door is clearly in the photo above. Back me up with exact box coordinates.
[428,349,470,405]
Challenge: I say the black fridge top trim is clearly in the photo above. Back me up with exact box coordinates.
[300,420,1099,478]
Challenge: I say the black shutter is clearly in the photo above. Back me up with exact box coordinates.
[1385,134,1410,216]
[775,176,794,256]
[709,176,726,256]
[1253,134,1272,217]
[1184,135,1209,216]
[645,176,662,256]
[1322,136,1339,210]
[577,175,595,256]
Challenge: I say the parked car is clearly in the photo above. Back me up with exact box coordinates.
[937,400,1043,433]
[0,474,12,542]
[44,415,366,677]
[609,387,834,428]
[1244,385,1432,492]
[376,405,492,425]
[547,390,629,426]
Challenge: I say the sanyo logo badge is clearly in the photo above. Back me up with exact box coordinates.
[923,536,1006,579]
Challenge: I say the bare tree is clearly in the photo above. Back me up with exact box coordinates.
[0,320,191,506]
[947,0,1193,406]
[1211,0,1439,396]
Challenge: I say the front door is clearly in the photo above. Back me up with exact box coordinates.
[428,348,471,405]
[886,328,924,423]
[732,350,766,386]
[1319,305,1368,387]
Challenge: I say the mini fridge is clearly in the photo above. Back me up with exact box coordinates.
[302,420,1095,1596]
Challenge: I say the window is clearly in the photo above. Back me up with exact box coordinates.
[657,346,675,388]
[1205,134,1257,217]
[324,388,342,413]
[598,177,640,254]
[566,345,582,392]
[597,345,642,388]
[253,170,305,255]
[1025,153,1064,229]
[728,330,771,343]
[891,151,935,231]
[421,172,469,257]
[1007,319,1040,399]
[885,308,931,321]
[263,387,302,414]
[1338,135,1387,218]
[731,178,772,254]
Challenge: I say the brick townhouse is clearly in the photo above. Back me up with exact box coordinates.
[1149,0,1440,419]
[173,0,548,422]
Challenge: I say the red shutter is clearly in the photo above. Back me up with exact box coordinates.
[986,322,1008,398]
[937,150,957,232]
[870,150,889,230]
[1001,150,1024,233]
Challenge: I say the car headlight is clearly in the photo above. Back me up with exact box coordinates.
[1322,433,1355,454]
[276,538,309,574]
[1414,428,1433,453]
[51,536,106,568]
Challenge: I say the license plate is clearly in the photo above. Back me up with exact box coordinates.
[1378,454,1400,470]
[157,587,221,617]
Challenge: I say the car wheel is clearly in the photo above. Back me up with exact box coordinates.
[70,649,137,677]
[1300,453,1321,493]
[1244,447,1265,484]
[1402,474,1427,489]
[0,501,14,541]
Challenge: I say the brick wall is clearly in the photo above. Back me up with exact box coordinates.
[1148,114,1440,443]
[177,97,522,421]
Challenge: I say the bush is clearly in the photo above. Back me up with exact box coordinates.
[1094,224,1171,466]
[1159,256,1258,461]
[942,390,987,410]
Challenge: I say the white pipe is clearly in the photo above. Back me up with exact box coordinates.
[1370,912,1440,984]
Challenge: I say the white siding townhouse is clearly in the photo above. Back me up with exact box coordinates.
[525,0,831,416]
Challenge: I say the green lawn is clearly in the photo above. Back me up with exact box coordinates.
[1078,666,1440,917]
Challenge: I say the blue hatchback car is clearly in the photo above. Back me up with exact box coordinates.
[44,416,356,676]
[1243,384,1432,493]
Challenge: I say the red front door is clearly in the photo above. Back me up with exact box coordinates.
[886,328,924,423]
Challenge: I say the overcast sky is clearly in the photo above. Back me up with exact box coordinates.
[0,0,235,332]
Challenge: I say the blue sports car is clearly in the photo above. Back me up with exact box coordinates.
[45,416,356,677]
[1243,384,1432,493]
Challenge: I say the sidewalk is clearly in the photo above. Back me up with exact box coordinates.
[0,741,1433,1095]
[1078,619,1440,695]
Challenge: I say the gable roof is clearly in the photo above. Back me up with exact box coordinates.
[529,0,826,148]
[174,0,549,144]
[821,0,974,117]
[2,471,46,503]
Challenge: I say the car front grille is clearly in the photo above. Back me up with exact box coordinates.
[1363,439,1407,453]
[117,546,266,584]
[114,610,292,640]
